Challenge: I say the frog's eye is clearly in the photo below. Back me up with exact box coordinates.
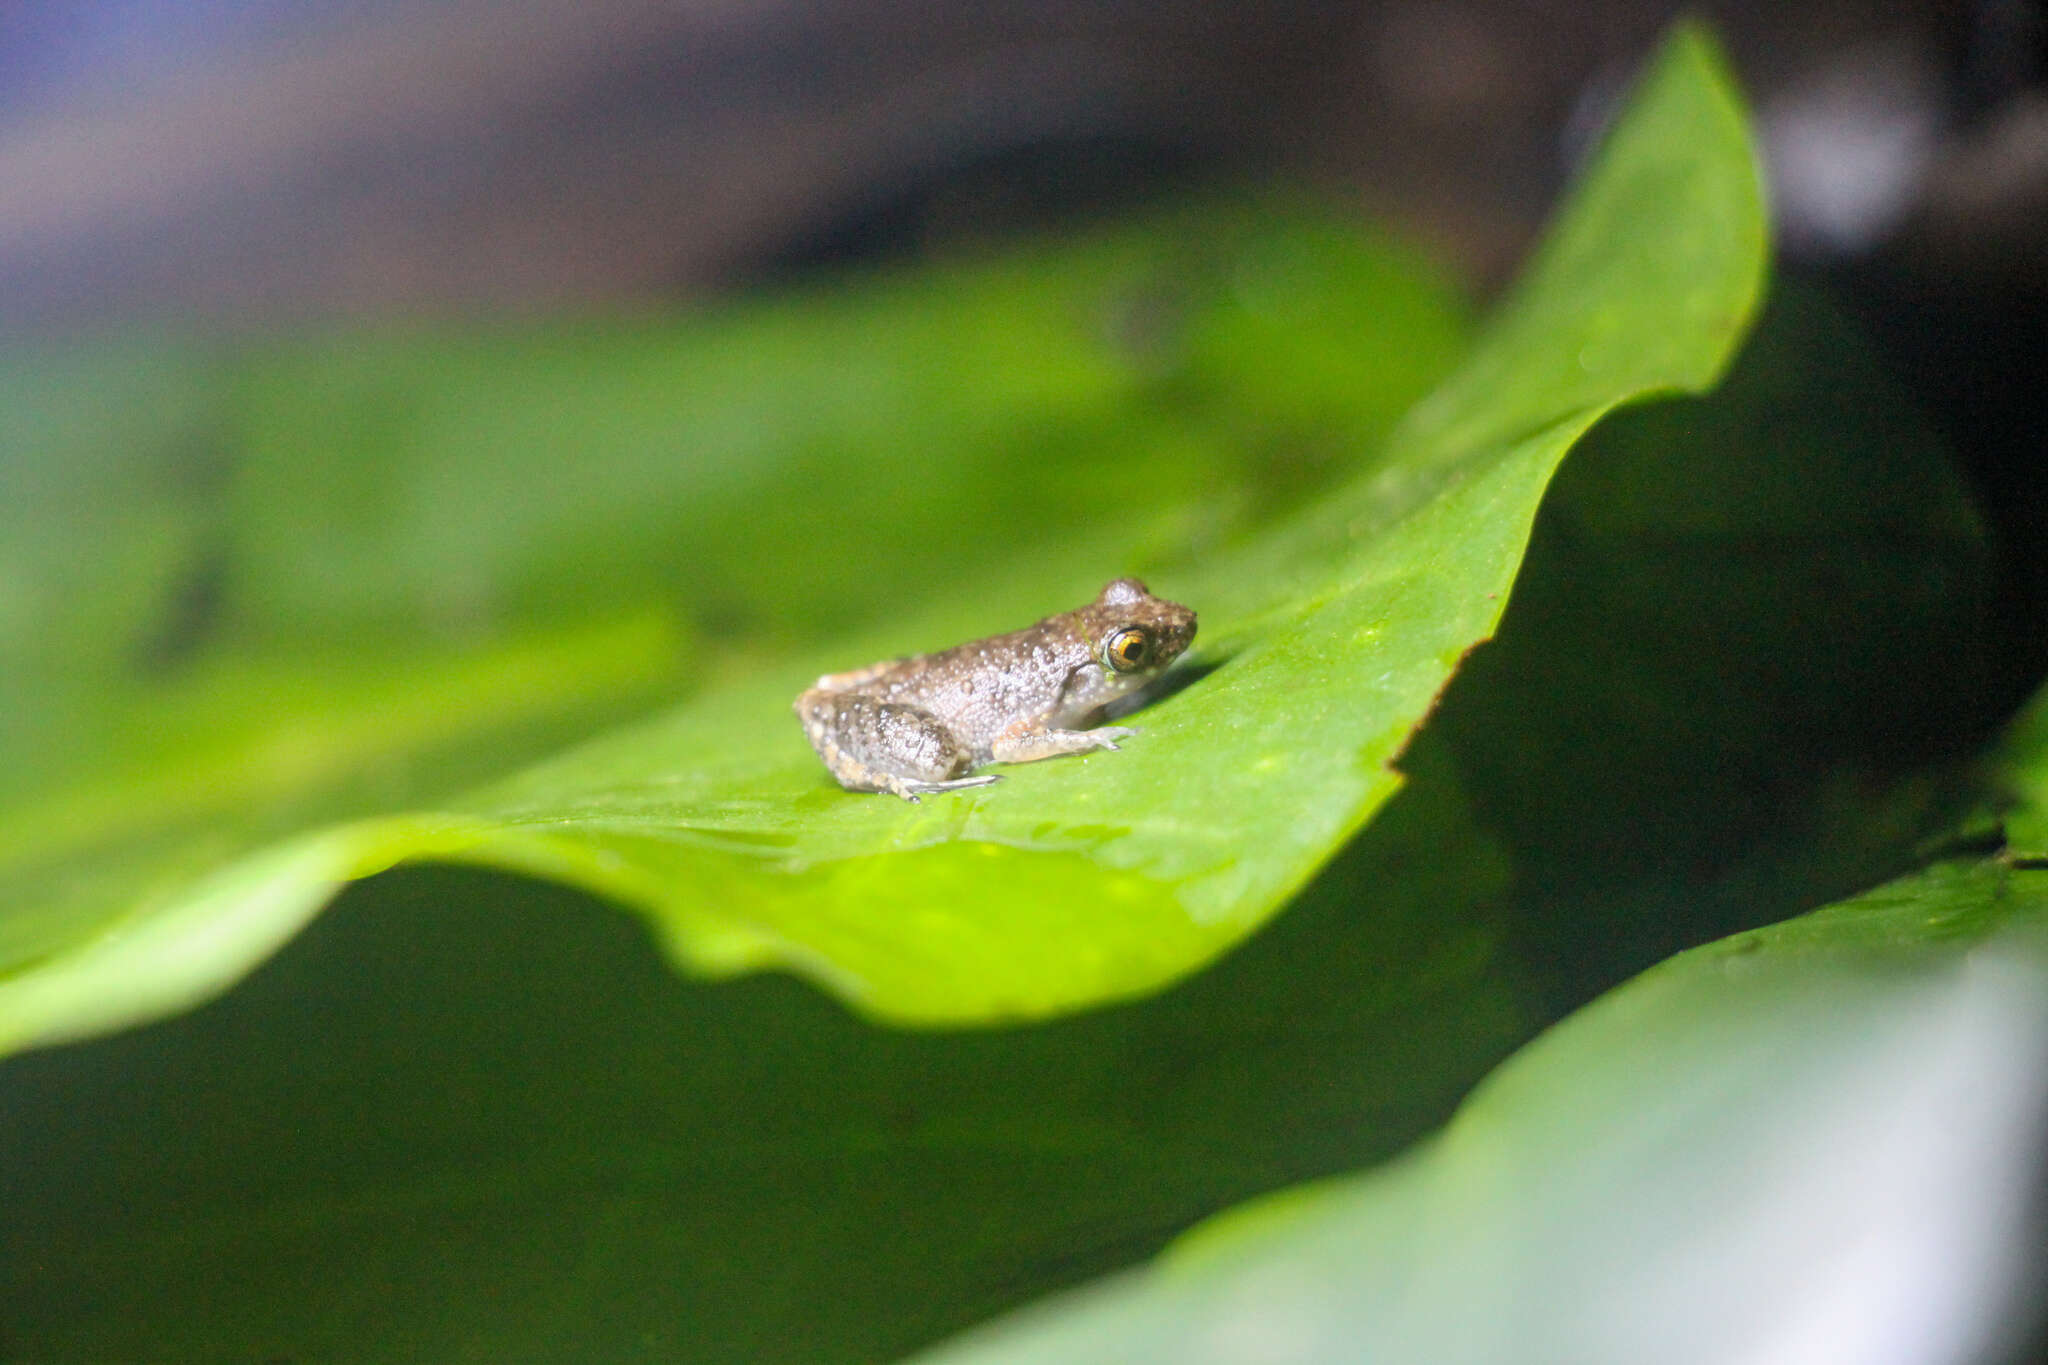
[1103,626,1151,673]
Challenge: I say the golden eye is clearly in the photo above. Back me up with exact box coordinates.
[1103,626,1151,673]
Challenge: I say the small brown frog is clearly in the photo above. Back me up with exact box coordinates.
[795,578,1197,800]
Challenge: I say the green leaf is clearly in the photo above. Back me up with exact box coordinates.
[0,757,1534,1362]
[0,22,1765,1051]
[2002,686,2048,858]
[901,860,2048,1365]
[0,206,1459,1050]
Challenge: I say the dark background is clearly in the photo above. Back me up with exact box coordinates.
[4,0,2043,703]
[4,0,2043,316]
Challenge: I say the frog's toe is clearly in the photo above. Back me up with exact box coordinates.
[951,774,1004,791]
[892,777,995,802]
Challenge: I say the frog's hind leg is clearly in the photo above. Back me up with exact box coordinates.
[795,690,1001,802]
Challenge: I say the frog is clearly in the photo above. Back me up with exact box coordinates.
[795,577,1197,801]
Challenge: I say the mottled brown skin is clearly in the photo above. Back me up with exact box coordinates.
[796,578,1197,800]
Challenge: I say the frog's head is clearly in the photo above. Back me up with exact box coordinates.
[1083,577,1197,684]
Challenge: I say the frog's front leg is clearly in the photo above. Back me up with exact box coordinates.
[796,689,1002,802]
[990,719,1136,765]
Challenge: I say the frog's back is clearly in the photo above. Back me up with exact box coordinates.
[866,621,1082,753]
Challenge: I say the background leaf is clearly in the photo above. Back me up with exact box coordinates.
[1,23,1766,1050]
[902,859,2048,1365]
[1421,276,1996,1010]
[2002,686,2048,859]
